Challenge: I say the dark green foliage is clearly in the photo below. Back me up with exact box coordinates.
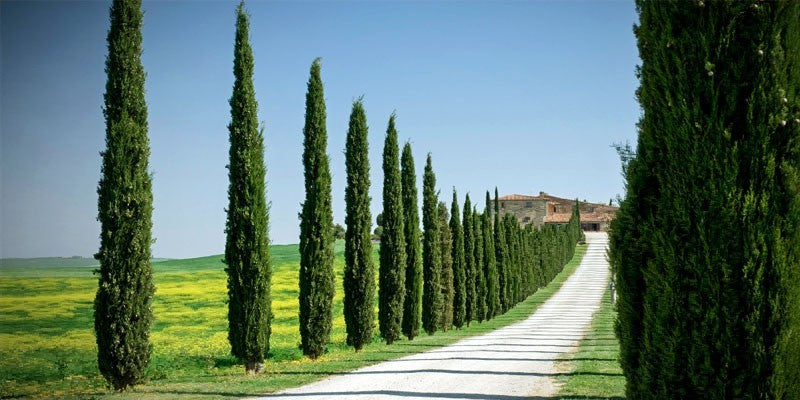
[461,196,476,325]
[482,193,499,319]
[343,99,374,351]
[421,154,442,335]
[493,188,509,313]
[611,2,800,398]
[333,224,345,240]
[94,0,154,390]
[451,190,467,329]
[379,115,406,344]
[223,2,272,374]
[401,142,422,341]
[438,201,454,332]
[298,58,335,359]
[472,208,487,322]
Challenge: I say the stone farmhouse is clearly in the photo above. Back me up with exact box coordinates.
[497,192,618,231]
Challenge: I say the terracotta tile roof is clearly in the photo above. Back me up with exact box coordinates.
[497,192,619,210]
[498,194,540,201]
[544,213,572,223]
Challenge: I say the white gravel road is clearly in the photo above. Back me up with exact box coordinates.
[255,232,610,400]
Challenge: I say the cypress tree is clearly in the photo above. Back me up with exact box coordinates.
[505,214,520,305]
[453,192,469,328]
[472,208,487,322]
[298,58,335,359]
[421,154,442,335]
[611,2,800,398]
[94,0,154,390]
[379,114,406,344]
[223,2,271,374]
[482,192,499,319]
[343,98,374,351]
[401,142,421,340]
[462,196,476,325]
[438,201,454,332]
[493,187,508,313]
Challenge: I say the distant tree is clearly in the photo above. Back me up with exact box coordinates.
[450,190,467,329]
[333,223,346,240]
[376,212,384,228]
[378,114,406,344]
[438,201,454,332]
[462,195,476,326]
[372,226,383,239]
[483,191,499,318]
[298,58,335,359]
[223,2,271,374]
[94,0,154,390]
[342,98,374,351]
[401,142,422,340]
[494,187,508,313]
[472,207,487,322]
[421,154,442,335]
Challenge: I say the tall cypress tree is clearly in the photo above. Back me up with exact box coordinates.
[421,154,442,335]
[493,187,508,313]
[298,58,335,359]
[343,98,374,351]
[611,2,800,398]
[483,192,499,318]
[379,114,406,344]
[450,189,467,329]
[223,2,271,374]
[462,195,475,325]
[94,0,154,390]
[401,142,421,340]
[94,0,155,390]
[438,201,454,332]
[472,207,487,322]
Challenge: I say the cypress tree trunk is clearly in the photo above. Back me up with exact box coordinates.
[462,196,476,325]
[343,98,374,351]
[379,114,406,344]
[224,2,271,374]
[611,2,800,398]
[451,191,467,329]
[421,154,442,335]
[94,0,154,390]
[472,208,487,322]
[298,58,335,359]
[401,142,421,340]
[438,201,454,332]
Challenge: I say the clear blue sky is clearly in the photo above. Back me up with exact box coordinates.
[1,0,639,259]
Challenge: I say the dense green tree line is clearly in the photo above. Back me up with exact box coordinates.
[611,2,799,399]
[94,1,585,388]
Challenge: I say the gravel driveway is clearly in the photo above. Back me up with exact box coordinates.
[255,232,610,400]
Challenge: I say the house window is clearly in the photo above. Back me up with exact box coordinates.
[501,202,505,209]
[523,216,531,222]
[525,202,533,208]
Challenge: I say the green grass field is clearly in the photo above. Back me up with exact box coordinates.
[0,242,587,399]
[556,289,626,399]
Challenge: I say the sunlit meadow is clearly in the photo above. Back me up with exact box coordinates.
[0,242,587,399]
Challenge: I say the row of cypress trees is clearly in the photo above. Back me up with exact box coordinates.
[93,0,586,387]
[610,1,799,399]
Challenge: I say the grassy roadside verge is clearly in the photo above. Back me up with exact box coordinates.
[114,243,588,399]
[556,288,625,400]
